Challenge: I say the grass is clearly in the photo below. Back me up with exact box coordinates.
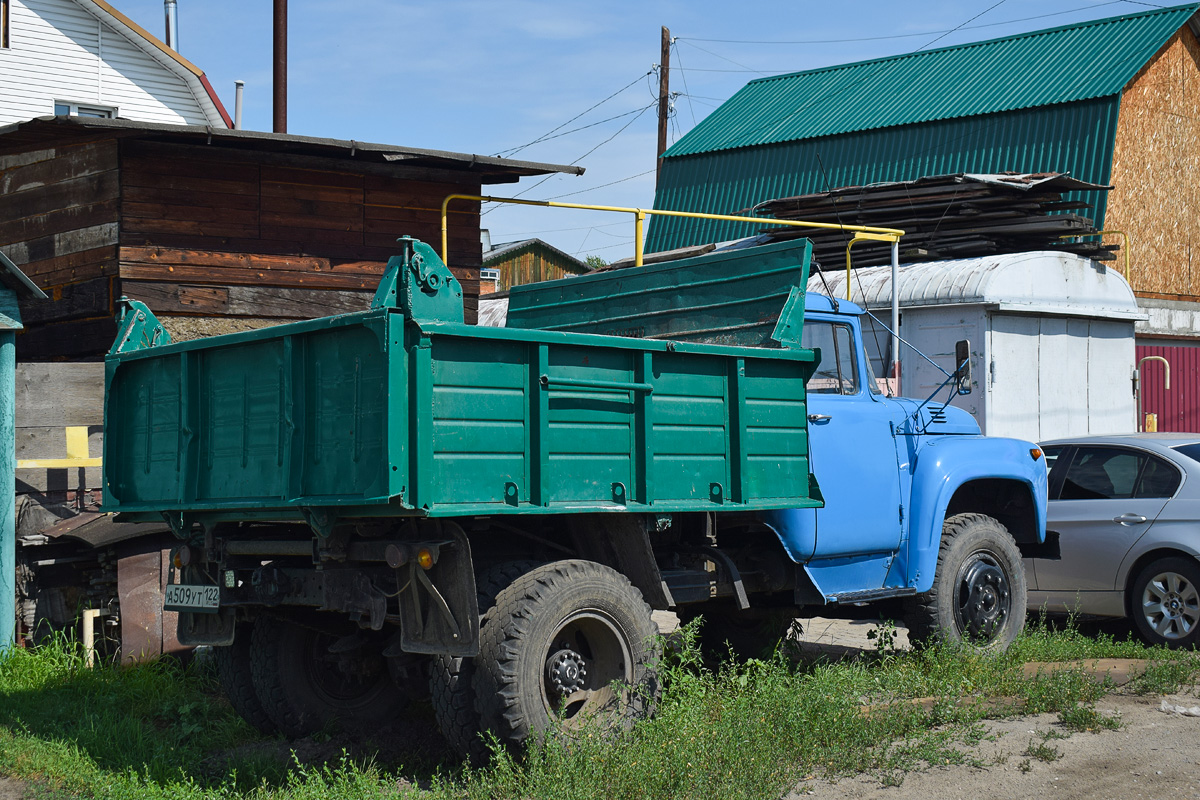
[0,615,1197,800]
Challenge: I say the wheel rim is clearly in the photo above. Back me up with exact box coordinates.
[954,551,1012,643]
[302,629,389,708]
[1141,571,1200,641]
[540,610,634,730]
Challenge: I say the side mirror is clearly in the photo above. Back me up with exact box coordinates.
[955,340,972,396]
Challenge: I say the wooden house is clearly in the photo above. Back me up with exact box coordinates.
[0,0,230,127]
[482,237,590,292]
[0,115,581,358]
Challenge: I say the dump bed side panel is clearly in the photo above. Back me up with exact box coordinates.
[421,324,817,513]
[104,313,393,513]
[105,313,820,520]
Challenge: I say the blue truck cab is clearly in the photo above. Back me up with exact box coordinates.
[764,293,1048,644]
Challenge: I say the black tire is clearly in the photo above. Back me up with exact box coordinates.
[249,613,405,738]
[1129,556,1200,649]
[678,602,797,663]
[430,560,540,763]
[214,622,277,735]
[904,513,1027,649]
[472,560,660,751]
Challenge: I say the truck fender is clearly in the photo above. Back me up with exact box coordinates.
[899,436,1047,594]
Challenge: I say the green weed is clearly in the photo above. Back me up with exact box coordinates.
[0,614,1195,800]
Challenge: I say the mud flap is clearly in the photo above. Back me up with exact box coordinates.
[395,523,479,657]
[176,607,236,646]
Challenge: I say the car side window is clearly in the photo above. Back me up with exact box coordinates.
[802,322,858,395]
[1135,455,1181,498]
[1060,447,1144,500]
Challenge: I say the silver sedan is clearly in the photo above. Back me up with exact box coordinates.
[1029,433,1200,648]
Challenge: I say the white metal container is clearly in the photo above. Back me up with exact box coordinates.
[811,251,1146,442]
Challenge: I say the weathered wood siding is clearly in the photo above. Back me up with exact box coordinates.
[115,140,482,326]
[1108,27,1200,301]
[493,249,586,290]
[0,0,211,125]
[0,140,120,357]
[0,138,484,357]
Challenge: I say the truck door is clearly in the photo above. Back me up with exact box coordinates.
[803,318,905,558]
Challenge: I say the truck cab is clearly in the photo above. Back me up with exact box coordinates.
[761,293,1048,641]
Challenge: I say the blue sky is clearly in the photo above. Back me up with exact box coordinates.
[116,0,1178,262]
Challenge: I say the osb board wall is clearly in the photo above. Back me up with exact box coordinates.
[1109,27,1200,300]
[496,250,584,291]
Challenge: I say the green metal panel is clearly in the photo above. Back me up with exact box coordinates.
[508,238,813,347]
[647,97,1120,252]
[103,240,820,525]
[664,4,1193,158]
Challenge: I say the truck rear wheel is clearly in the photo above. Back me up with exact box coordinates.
[904,513,1026,649]
[214,622,277,735]
[430,560,540,764]
[249,613,405,738]
[472,560,660,751]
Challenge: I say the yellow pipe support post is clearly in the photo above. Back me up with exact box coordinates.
[440,194,903,270]
[844,233,899,301]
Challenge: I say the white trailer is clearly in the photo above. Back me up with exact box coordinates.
[812,251,1146,442]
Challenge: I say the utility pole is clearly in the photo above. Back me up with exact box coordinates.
[656,25,671,185]
[273,0,287,133]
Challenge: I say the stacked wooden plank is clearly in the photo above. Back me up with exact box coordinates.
[754,172,1117,269]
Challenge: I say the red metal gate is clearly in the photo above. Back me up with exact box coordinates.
[1137,343,1200,432]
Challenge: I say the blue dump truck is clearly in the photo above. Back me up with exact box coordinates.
[102,236,1046,760]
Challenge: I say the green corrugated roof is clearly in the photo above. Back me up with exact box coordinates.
[665,3,1197,158]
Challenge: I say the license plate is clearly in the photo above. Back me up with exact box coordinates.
[164,583,220,614]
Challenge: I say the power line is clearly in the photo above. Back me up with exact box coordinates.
[672,40,698,126]
[545,168,657,201]
[493,70,652,158]
[489,103,657,209]
[677,1,1123,45]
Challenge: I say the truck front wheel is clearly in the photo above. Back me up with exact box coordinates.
[472,560,660,751]
[249,613,405,738]
[904,513,1027,649]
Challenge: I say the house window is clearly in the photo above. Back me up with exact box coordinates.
[1,0,10,49]
[53,101,115,118]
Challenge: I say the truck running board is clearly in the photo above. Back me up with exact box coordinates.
[826,587,917,605]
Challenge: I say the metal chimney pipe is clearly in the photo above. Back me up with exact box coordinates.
[164,0,178,50]
[273,0,287,133]
[234,80,244,130]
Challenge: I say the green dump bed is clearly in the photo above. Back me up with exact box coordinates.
[102,238,820,524]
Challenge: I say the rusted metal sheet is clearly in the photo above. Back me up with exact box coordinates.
[117,550,163,663]
[1137,343,1200,432]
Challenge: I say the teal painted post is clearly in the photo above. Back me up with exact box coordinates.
[0,330,15,652]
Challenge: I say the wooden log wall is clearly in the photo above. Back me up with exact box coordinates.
[1108,27,1200,301]
[4,137,486,359]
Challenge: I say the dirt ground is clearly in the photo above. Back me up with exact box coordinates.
[792,691,1200,799]
[785,616,1200,799]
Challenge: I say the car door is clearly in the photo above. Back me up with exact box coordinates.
[1039,445,1179,598]
[803,319,904,559]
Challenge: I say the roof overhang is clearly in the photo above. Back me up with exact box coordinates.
[0,117,584,183]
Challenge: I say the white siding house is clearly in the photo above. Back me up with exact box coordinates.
[0,0,229,127]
